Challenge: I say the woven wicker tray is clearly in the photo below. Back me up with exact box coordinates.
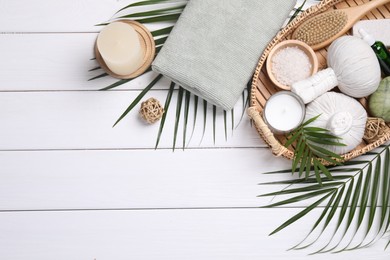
[248,0,390,162]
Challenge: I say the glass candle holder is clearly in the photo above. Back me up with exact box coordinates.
[263,91,306,134]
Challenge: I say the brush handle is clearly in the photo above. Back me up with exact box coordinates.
[311,0,390,50]
[346,0,390,21]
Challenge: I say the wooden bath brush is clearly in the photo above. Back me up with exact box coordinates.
[292,0,390,50]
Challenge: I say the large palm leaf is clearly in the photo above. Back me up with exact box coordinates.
[261,143,390,253]
[90,0,316,149]
[87,0,390,254]
[91,0,248,149]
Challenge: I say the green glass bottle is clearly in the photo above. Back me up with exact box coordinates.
[360,28,390,76]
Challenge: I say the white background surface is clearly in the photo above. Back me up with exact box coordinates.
[0,0,388,259]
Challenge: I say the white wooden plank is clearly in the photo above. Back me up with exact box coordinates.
[1,148,385,210]
[0,32,253,99]
[0,0,173,33]
[0,0,132,32]
[0,91,263,149]
[0,0,317,33]
[0,148,294,210]
[0,209,386,260]
[0,33,163,91]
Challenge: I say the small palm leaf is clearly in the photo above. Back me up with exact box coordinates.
[172,87,184,151]
[223,110,228,141]
[89,73,108,81]
[118,5,186,19]
[285,115,345,185]
[212,105,217,144]
[288,0,307,24]
[116,0,187,14]
[199,100,208,145]
[182,90,191,150]
[187,95,198,145]
[155,82,175,149]
[151,26,173,37]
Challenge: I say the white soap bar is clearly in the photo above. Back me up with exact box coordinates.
[97,22,143,76]
[353,19,390,47]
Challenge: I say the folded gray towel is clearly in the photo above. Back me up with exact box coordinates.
[152,0,296,110]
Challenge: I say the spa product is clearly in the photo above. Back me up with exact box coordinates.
[263,91,305,133]
[292,0,390,50]
[292,36,381,104]
[97,21,143,76]
[369,77,390,122]
[353,19,390,48]
[266,40,318,90]
[271,46,312,87]
[359,29,390,76]
[305,92,367,155]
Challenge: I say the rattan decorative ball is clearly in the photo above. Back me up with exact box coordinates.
[139,98,164,124]
[364,117,387,143]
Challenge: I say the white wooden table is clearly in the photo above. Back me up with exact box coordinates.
[0,1,388,259]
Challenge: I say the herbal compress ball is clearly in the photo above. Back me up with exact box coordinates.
[327,35,381,97]
[305,92,367,155]
[292,36,381,104]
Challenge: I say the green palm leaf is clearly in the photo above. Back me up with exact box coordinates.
[132,13,182,24]
[285,115,345,185]
[118,5,186,19]
[92,0,247,150]
[199,100,208,145]
[269,191,335,236]
[261,144,390,253]
[113,74,163,127]
[288,0,307,24]
[187,95,198,145]
[182,90,191,150]
[116,0,187,13]
[154,36,168,46]
[155,82,175,149]
[290,191,338,250]
[231,109,235,133]
[89,73,108,81]
[172,87,184,151]
[223,110,228,141]
[151,26,173,37]
[212,105,217,144]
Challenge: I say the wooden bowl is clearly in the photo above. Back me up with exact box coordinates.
[266,40,318,90]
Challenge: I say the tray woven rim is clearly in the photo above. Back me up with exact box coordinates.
[249,0,390,162]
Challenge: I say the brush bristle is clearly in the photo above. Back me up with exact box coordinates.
[293,10,348,46]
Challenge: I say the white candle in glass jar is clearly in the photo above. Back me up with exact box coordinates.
[263,91,305,133]
[97,22,144,76]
